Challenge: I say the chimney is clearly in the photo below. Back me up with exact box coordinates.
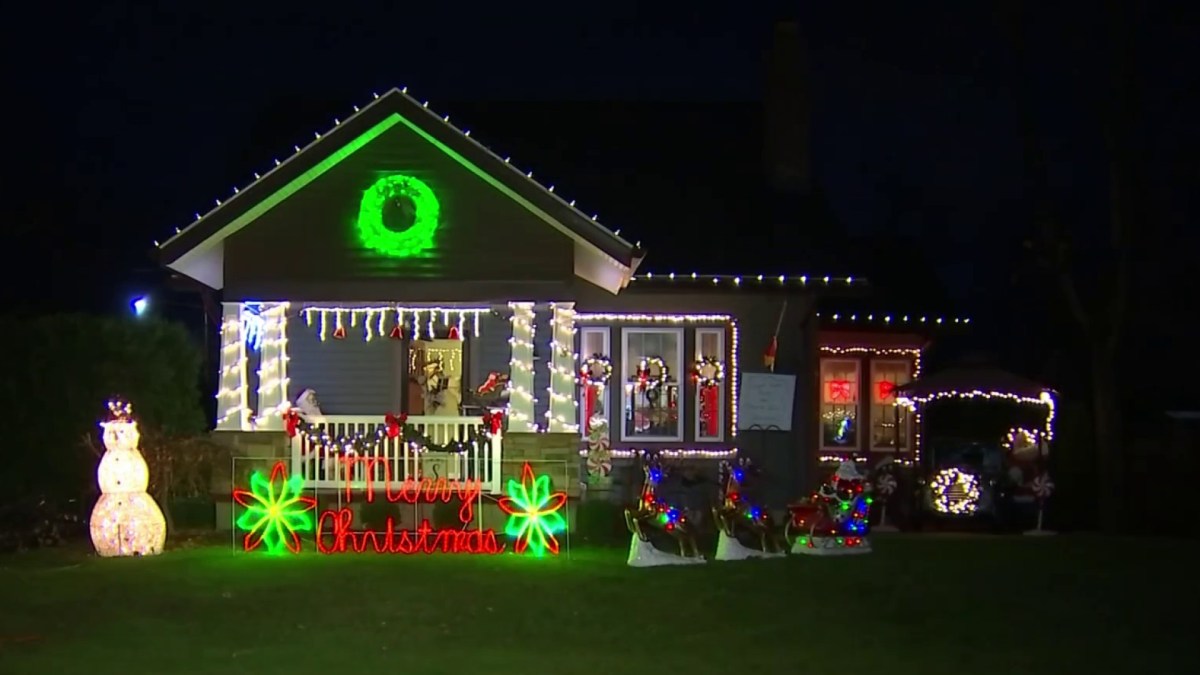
[764,21,810,195]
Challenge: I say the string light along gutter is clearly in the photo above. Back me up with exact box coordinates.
[819,345,924,379]
[575,313,733,323]
[580,448,739,459]
[156,87,636,253]
[898,389,1057,442]
[817,312,970,325]
[632,272,865,287]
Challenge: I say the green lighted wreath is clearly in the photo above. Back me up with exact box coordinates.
[357,174,440,258]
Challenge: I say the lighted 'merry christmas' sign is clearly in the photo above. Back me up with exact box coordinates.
[233,460,566,556]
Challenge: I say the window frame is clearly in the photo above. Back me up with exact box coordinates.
[818,358,862,452]
[578,327,611,437]
[620,327,685,442]
[693,327,726,442]
[869,358,912,453]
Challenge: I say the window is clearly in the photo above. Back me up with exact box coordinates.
[694,328,725,441]
[621,328,683,441]
[820,359,860,449]
[578,328,611,437]
[870,360,912,451]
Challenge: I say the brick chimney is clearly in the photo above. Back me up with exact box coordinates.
[764,20,810,195]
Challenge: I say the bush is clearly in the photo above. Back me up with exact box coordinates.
[574,498,629,547]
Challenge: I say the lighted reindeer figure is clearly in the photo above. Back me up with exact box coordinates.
[712,458,787,560]
[624,454,705,567]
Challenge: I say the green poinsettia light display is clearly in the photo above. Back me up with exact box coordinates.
[498,463,568,556]
[232,461,317,554]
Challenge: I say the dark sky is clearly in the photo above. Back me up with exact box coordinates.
[4,0,1196,381]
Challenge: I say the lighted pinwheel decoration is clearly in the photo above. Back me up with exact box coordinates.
[498,462,568,556]
[232,461,317,554]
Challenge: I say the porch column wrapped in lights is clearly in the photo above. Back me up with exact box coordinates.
[255,302,291,430]
[546,302,578,433]
[216,302,250,431]
[507,302,537,432]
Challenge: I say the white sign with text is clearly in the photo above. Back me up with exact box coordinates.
[736,372,796,431]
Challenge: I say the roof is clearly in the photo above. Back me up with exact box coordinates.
[896,366,1052,400]
[156,88,644,289]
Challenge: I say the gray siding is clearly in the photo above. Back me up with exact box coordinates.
[472,312,512,386]
[285,314,402,415]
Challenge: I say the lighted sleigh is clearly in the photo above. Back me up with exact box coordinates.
[624,453,706,567]
[786,460,874,555]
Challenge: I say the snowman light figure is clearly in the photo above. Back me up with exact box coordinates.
[89,400,167,557]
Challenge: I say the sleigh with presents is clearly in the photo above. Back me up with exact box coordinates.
[786,461,874,555]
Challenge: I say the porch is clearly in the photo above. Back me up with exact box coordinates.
[291,414,504,494]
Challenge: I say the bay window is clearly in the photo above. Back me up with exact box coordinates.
[621,328,683,442]
[820,359,860,450]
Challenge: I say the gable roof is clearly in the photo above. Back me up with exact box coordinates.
[156,88,644,292]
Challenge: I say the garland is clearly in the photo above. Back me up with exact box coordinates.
[284,409,502,457]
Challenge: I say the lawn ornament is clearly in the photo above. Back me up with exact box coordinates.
[786,460,873,555]
[624,454,705,566]
[712,458,786,560]
[89,400,166,557]
[1024,472,1056,536]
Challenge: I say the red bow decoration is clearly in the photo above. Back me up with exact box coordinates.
[388,324,403,340]
[482,411,504,435]
[332,325,346,340]
[826,380,853,402]
[283,409,302,438]
[447,325,461,340]
[876,381,897,401]
[384,412,407,439]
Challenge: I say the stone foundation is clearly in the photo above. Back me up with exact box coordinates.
[211,430,291,531]
[501,432,582,498]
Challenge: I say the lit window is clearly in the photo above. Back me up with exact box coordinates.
[621,328,683,442]
[820,359,859,449]
[694,328,725,441]
[578,328,611,437]
[870,360,912,451]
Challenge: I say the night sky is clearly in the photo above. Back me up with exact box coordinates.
[4,1,1196,397]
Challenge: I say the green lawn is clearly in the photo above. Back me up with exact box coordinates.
[0,534,1194,675]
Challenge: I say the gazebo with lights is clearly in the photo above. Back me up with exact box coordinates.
[894,364,1056,528]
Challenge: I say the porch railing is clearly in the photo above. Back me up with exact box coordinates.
[290,415,504,494]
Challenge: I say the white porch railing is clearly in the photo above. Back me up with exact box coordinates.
[290,415,504,494]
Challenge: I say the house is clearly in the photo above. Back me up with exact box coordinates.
[156,88,908,530]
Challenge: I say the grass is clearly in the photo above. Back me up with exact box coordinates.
[0,534,1195,675]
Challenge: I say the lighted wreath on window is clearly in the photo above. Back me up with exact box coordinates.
[692,356,724,388]
[635,357,668,392]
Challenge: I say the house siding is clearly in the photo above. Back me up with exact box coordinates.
[285,311,403,415]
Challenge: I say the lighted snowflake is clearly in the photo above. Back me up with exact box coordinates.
[930,467,981,515]
[233,462,317,554]
[498,463,567,556]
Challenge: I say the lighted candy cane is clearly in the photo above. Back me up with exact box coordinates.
[586,434,612,477]
[875,473,898,530]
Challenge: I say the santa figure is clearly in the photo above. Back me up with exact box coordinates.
[293,389,324,421]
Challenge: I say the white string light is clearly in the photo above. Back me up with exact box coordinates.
[633,272,863,287]
[817,312,970,326]
[579,447,739,459]
[300,306,488,341]
[156,88,635,254]
[507,303,537,432]
[546,303,579,433]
